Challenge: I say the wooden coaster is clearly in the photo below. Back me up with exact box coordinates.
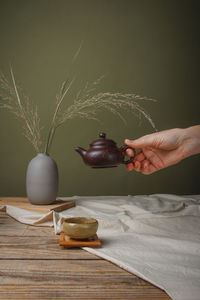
[59,233,101,248]
[0,197,75,214]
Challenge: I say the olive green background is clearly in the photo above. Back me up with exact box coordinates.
[0,0,199,197]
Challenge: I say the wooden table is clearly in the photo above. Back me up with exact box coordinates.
[0,208,172,299]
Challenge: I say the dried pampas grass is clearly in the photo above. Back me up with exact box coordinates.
[0,67,156,155]
[0,67,42,153]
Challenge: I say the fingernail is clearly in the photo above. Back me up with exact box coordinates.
[126,149,132,156]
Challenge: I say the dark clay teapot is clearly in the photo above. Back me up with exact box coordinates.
[75,132,135,168]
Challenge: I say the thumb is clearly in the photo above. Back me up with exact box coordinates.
[125,134,157,149]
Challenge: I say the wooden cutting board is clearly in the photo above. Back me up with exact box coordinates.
[0,197,76,214]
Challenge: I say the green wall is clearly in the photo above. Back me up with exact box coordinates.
[0,0,199,197]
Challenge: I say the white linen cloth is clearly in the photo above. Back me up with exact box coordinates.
[1,194,200,300]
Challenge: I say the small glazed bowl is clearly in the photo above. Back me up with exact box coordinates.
[62,217,98,240]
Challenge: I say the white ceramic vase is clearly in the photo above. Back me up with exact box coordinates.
[26,153,58,205]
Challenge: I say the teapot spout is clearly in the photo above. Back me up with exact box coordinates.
[75,147,87,159]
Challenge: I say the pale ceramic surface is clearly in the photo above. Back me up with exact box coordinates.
[26,153,58,205]
[63,217,98,239]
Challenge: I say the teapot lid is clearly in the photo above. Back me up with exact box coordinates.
[90,133,116,147]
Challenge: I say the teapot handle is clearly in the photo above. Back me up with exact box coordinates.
[120,145,136,165]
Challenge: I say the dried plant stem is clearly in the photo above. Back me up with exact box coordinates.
[0,67,156,156]
[44,79,157,154]
[0,68,42,153]
[44,78,75,154]
[10,67,34,138]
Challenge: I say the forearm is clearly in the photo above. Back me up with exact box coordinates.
[182,125,200,157]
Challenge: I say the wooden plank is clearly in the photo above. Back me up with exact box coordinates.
[0,209,58,237]
[18,224,56,237]
[0,286,172,300]
[0,212,100,259]
[0,236,101,260]
[0,202,171,300]
[0,260,171,299]
[0,197,75,213]
[0,211,55,236]
[0,212,29,236]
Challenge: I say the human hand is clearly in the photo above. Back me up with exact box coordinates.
[124,125,200,174]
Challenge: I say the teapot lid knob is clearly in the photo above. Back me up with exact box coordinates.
[99,132,106,138]
[90,132,116,148]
